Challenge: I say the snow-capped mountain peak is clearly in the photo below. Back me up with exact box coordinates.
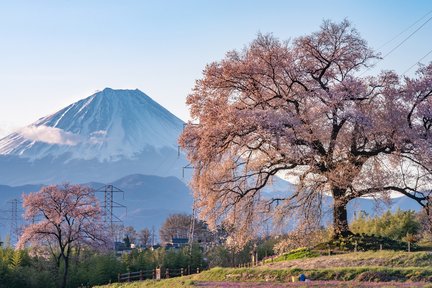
[0,88,184,161]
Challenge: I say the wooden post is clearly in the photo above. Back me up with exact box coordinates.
[139,270,143,280]
[118,273,120,283]
[197,267,200,274]
[380,244,383,251]
[127,272,131,282]
[156,267,161,280]
[408,242,411,252]
[152,269,155,279]
[165,268,169,279]
[181,267,184,276]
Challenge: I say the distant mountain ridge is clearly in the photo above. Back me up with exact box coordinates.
[0,174,421,242]
[0,173,193,241]
[0,88,188,185]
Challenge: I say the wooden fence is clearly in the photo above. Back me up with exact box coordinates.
[118,266,202,283]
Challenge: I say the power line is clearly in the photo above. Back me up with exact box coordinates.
[360,11,432,76]
[376,9,432,51]
[403,47,432,75]
[380,14,432,60]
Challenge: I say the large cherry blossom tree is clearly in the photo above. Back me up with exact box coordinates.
[180,20,432,243]
[17,184,109,288]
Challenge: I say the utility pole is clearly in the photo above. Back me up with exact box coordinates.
[188,198,196,250]
[179,123,199,249]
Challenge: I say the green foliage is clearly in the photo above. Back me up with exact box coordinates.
[160,244,207,271]
[206,237,278,267]
[188,244,207,270]
[205,245,232,267]
[316,233,416,252]
[68,252,125,287]
[350,209,421,241]
[123,235,131,248]
[266,247,319,263]
[0,247,55,288]
[121,249,157,271]
[163,248,189,269]
[0,237,278,286]
[256,237,277,259]
[9,250,25,270]
[109,265,432,284]
[0,244,208,287]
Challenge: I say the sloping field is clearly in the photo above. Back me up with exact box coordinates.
[97,251,432,288]
[266,250,432,269]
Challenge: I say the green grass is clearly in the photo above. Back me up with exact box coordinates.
[97,266,432,287]
[315,234,418,252]
[265,247,319,263]
[317,250,432,267]
[96,251,432,287]
[192,265,432,282]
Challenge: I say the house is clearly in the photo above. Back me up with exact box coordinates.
[168,237,189,249]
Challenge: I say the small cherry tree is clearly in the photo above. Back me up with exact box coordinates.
[180,20,432,244]
[17,184,109,288]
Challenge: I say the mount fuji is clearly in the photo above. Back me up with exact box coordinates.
[0,88,188,185]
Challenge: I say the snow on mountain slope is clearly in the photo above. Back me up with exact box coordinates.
[0,88,188,185]
[0,88,183,161]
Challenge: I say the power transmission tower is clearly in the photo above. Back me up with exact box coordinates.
[7,199,21,245]
[95,185,126,232]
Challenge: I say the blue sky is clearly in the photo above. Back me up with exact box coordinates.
[0,0,431,136]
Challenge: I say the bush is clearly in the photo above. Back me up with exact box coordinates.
[316,233,417,252]
[350,209,421,241]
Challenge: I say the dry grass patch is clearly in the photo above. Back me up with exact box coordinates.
[266,251,432,270]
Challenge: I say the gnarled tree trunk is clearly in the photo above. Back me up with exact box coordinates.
[332,188,351,237]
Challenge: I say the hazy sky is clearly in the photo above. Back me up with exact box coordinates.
[0,0,431,137]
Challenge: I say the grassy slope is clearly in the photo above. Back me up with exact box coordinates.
[97,251,432,288]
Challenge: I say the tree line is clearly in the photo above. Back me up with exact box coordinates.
[3,207,430,287]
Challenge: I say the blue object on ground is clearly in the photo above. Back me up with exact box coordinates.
[299,274,306,281]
